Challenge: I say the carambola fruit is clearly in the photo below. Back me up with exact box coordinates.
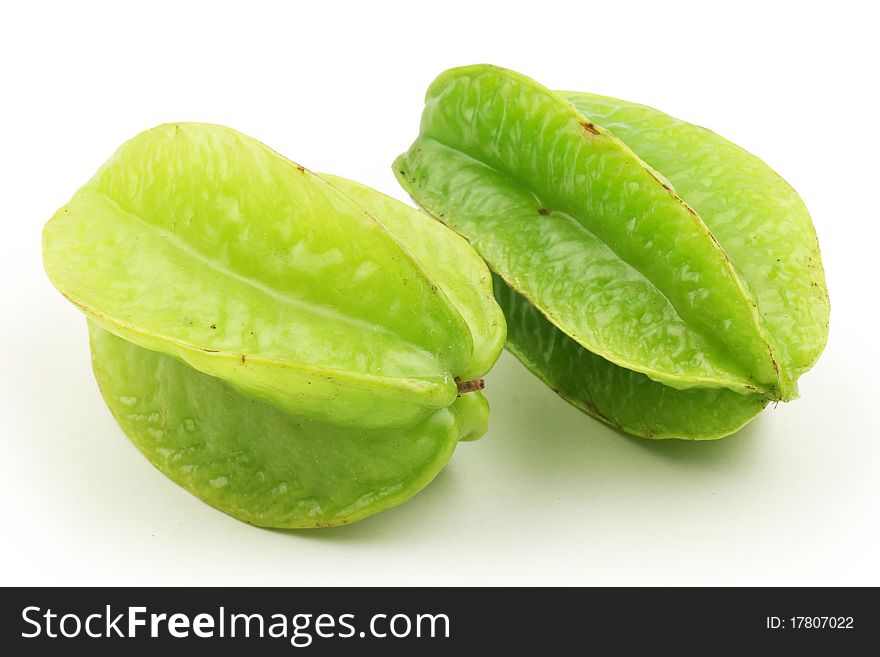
[43,123,505,527]
[394,64,828,439]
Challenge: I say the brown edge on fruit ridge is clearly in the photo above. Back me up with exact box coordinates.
[580,120,600,135]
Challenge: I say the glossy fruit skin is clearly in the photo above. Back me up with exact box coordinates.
[395,65,828,440]
[43,123,505,527]
[561,92,828,389]
[89,323,489,527]
[495,276,767,439]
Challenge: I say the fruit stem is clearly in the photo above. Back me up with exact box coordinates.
[455,377,485,395]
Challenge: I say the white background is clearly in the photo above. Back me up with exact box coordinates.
[2,0,877,586]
